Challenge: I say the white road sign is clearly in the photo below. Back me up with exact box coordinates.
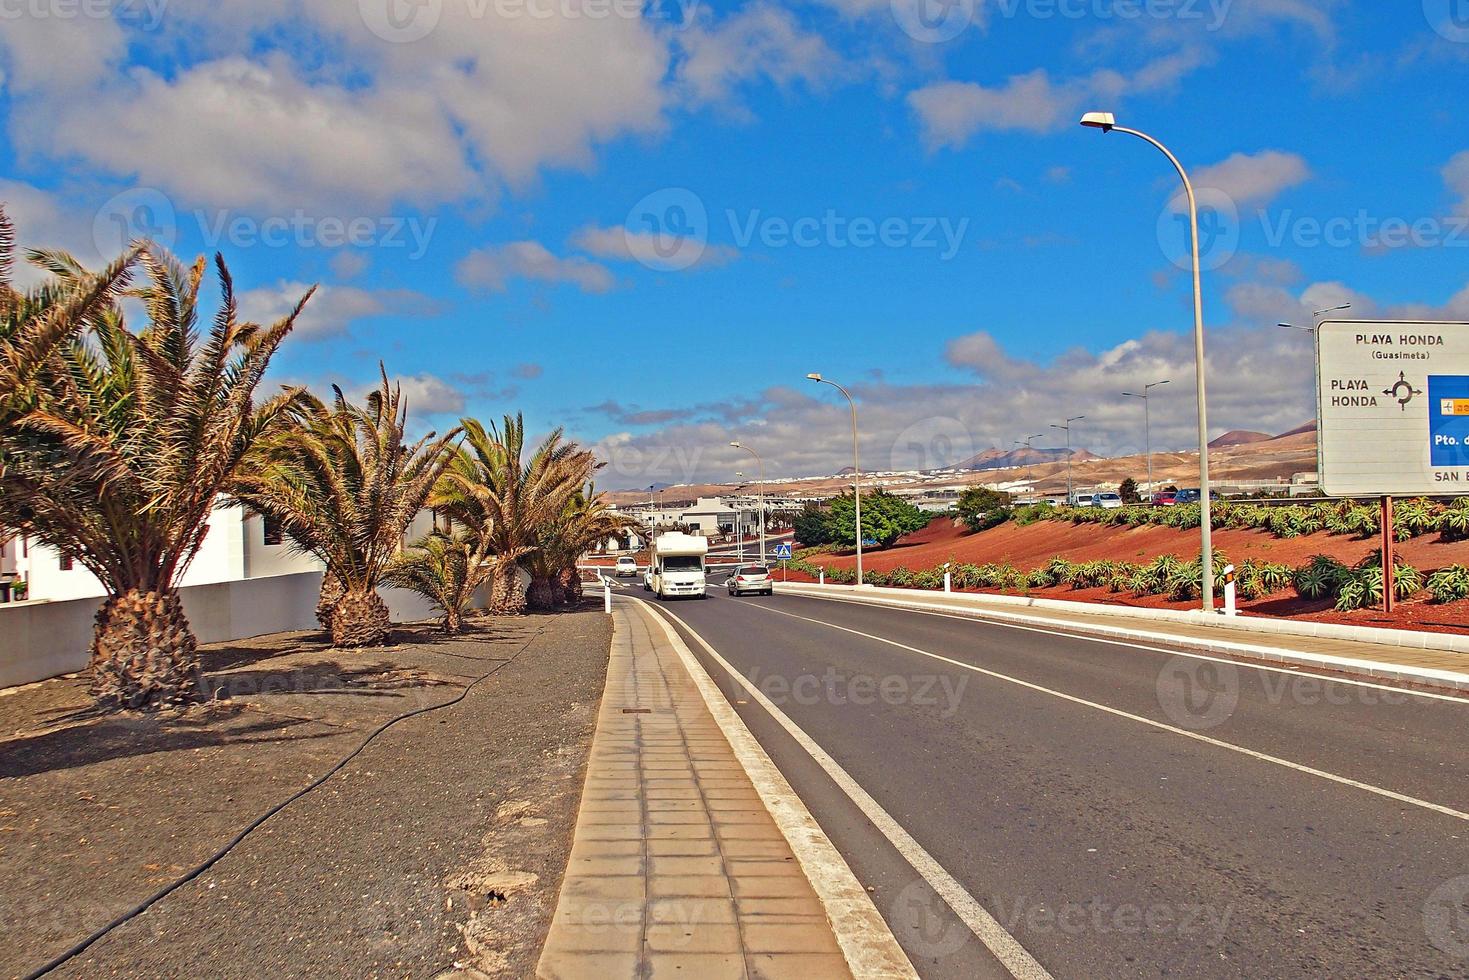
[1317,320,1469,496]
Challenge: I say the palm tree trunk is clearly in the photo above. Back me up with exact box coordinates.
[330,587,391,647]
[90,590,202,710]
[488,562,527,616]
[556,566,582,605]
[316,571,346,632]
[442,606,463,633]
[526,576,559,611]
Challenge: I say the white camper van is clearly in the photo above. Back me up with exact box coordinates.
[650,532,708,600]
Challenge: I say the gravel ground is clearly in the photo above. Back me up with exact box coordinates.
[0,607,612,980]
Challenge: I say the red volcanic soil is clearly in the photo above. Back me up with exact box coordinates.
[805,517,1469,574]
[793,517,1469,635]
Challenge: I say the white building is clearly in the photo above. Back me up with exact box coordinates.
[0,504,441,604]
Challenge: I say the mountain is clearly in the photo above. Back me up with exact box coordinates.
[1274,420,1317,438]
[953,446,1093,472]
[1209,430,1273,449]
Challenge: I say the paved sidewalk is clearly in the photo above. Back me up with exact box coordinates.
[537,602,875,979]
[778,583,1469,689]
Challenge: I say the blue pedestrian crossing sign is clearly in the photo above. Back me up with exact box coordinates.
[774,543,793,560]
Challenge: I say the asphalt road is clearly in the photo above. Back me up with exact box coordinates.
[631,579,1469,979]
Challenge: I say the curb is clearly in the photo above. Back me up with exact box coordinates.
[629,598,918,980]
[774,583,1469,693]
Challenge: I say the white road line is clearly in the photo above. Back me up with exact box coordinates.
[748,601,1469,823]
[785,590,1469,705]
[641,599,1056,980]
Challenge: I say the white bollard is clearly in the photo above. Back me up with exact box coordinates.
[1221,564,1236,617]
[603,576,612,614]
[943,564,951,593]
[819,568,825,586]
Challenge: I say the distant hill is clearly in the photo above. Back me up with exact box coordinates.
[1209,430,1273,449]
[953,446,1091,472]
[1274,420,1317,438]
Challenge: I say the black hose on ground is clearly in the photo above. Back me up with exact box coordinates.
[22,627,545,980]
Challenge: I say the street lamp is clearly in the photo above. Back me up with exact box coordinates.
[807,373,864,585]
[1081,111,1214,611]
[1014,433,1045,484]
[1279,303,1352,333]
[1122,379,1170,499]
[730,441,767,566]
[1051,416,1085,502]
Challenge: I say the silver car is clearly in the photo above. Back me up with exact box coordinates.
[726,565,773,597]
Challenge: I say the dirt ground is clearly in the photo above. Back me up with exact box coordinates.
[0,607,612,980]
[793,517,1469,634]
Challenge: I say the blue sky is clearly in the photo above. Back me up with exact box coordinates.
[2,1,1467,486]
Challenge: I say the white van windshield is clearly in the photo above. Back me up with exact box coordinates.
[663,556,703,570]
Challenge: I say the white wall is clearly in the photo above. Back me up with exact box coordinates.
[0,571,462,690]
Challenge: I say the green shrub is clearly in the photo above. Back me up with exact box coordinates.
[1428,565,1469,604]
[1294,554,1350,600]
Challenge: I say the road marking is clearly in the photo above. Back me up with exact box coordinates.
[747,601,1469,823]
[782,590,1469,705]
[640,599,1055,980]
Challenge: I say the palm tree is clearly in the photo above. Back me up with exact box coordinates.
[385,530,493,632]
[0,244,311,710]
[431,415,592,616]
[233,370,461,647]
[525,484,636,609]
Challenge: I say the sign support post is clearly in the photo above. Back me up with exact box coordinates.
[1381,495,1395,614]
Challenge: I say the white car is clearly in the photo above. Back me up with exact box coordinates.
[726,565,773,597]
[1072,493,1096,508]
[1095,493,1124,510]
[614,556,638,577]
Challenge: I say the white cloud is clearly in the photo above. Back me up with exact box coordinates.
[570,224,740,269]
[908,50,1206,151]
[329,251,371,280]
[1175,150,1311,212]
[1444,151,1469,217]
[7,1,673,214]
[237,281,438,340]
[675,4,842,113]
[455,241,614,294]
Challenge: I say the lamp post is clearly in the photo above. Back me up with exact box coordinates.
[1279,303,1352,334]
[807,373,864,586]
[1051,416,1085,503]
[734,472,746,563]
[730,441,767,566]
[1123,379,1170,500]
[1081,110,1214,611]
[1015,433,1045,484]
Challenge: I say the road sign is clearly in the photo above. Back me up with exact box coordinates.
[1317,320,1469,496]
[773,543,792,560]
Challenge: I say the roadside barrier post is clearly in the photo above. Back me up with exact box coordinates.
[819,568,825,586]
[943,562,951,593]
[603,576,612,614]
[1222,564,1236,617]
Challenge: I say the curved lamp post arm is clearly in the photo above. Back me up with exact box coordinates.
[807,375,863,585]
